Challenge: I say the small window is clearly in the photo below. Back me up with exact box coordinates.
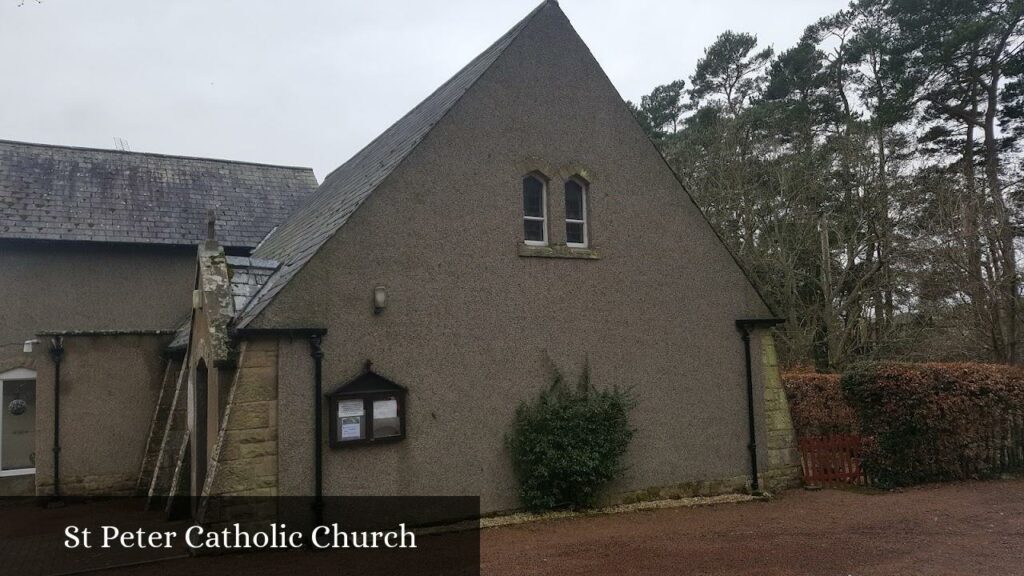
[328,368,406,448]
[564,179,588,247]
[523,174,547,245]
[1,369,37,477]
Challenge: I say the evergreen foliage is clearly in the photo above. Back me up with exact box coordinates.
[628,0,1024,368]
[506,363,635,511]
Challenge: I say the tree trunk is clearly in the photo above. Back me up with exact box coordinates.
[819,214,836,369]
[875,127,894,333]
[963,90,999,359]
[984,75,1018,363]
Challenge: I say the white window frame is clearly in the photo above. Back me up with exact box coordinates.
[0,368,37,477]
[523,174,548,246]
[565,178,588,248]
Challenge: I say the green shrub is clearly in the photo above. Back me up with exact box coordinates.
[506,364,634,511]
[842,362,1024,487]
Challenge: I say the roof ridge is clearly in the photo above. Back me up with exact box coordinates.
[0,138,315,172]
[234,1,555,328]
[318,0,551,185]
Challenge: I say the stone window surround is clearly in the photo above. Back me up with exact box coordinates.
[516,158,600,260]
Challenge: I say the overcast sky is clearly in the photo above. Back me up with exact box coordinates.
[1,0,848,180]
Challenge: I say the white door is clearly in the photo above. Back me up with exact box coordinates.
[0,368,36,476]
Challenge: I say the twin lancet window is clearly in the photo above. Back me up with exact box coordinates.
[522,174,588,248]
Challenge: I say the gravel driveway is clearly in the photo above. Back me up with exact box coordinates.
[18,478,1023,575]
[480,478,1024,575]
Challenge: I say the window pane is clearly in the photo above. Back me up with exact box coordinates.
[372,397,401,438]
[566,222,584,245]
[523,177,544,217]
[565,181,583,221]
[337,398,366,441]
[2,380,35,470]
[524,219,545,242]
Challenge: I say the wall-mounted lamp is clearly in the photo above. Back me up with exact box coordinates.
[23,339,39,354]
[373,286,387,315]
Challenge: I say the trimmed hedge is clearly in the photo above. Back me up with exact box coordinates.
[842,363,1024,487]
[782,372,859,437]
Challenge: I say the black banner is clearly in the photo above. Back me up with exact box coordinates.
[0,496,480,576]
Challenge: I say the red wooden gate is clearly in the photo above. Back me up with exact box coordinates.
[797,435,869,486]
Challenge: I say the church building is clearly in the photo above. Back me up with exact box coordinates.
[3,1,801,516]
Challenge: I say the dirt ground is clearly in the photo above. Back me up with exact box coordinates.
[7,479,1024,575]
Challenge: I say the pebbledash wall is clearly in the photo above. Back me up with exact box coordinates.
[202,331,798,515]
[0,240,195,347]
[214,4,802,514]
[32,333,171,496]
[0,242,192,497]
[192,327,798,516]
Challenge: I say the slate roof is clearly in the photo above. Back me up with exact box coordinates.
[0,140,318,249]
[226,255,279,313]
[167,255,278,351]
[168,317,192,351]
[234,1,553,328]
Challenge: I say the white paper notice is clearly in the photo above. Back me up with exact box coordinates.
[374,399,398,419]
[341,419,362,440]
[338,399,364,418]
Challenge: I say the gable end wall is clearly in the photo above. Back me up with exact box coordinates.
[260,4,780,512]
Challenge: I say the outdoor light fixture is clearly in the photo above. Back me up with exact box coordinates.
[373,286,387,315]
[22,339,39,353]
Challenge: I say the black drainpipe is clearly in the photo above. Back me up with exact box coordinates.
[229,327,328,526]
[735,318,784,494]
[309,334,324,526]
[48,336,65,506]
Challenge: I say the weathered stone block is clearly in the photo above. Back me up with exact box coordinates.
[216,442,243,462]
[222,486,276,498]
[226,401,272,430]
[210,460,258,493]
[225,428,275,445]
[239,351,278,369]
[766,409,794,431]
[231,366,278,402]
[761,333,802,488]
[239,442,277,459]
